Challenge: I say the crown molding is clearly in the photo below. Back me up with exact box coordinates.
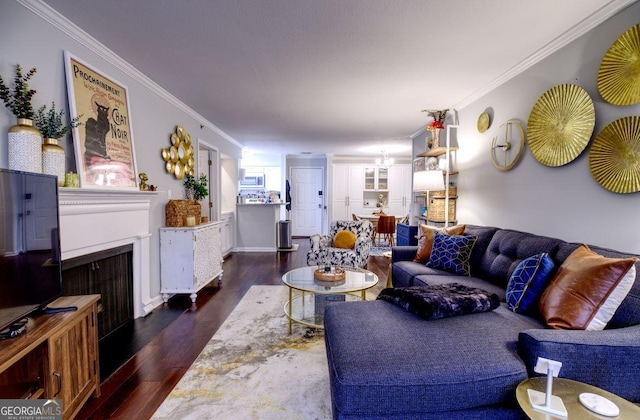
[18,0,243,149]
[453,0,638,111]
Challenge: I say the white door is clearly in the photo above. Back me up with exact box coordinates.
[290,167,323,236]
[198,141,219,221]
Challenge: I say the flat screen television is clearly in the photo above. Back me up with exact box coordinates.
[0,169,62,333]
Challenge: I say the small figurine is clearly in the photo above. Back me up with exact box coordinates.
[139,173,149,191]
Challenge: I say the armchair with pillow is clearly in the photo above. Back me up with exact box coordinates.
[306,220,374,268]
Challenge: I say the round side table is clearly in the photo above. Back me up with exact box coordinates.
[516,377,640,419]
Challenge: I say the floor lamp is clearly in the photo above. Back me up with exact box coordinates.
[413,170,445,224]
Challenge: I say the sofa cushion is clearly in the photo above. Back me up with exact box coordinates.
[334,230,356,249]
[414,224,466,263]
[324,300,544,416]
[392,261,454,288]
[506,253,555,314]
[539,244,637,330]
[427,232,476,276]
[474,229,564,290]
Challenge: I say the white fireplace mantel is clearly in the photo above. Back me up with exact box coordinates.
[58,188,159,318]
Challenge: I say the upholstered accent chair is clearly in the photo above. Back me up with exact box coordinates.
[306,220,374,268]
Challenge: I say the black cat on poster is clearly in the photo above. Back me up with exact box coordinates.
[84,101,110,159]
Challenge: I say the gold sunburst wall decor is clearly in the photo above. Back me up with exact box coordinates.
[597,23,640,106]
[161,126,195,179]
[589,116,640,194]
[527,84,595,167]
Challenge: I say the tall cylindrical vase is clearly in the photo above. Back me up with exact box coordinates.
[431,128,442,149]
[42,138,66,186]
[8,118,42,173]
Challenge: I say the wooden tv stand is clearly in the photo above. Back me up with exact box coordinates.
[0,295,100,420]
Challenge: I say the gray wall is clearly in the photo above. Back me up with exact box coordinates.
[0,2,242,299]
[456,2,640,253]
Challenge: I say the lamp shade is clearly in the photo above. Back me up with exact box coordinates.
[413,170,445,191]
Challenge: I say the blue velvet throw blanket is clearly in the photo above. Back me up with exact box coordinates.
[377,284,500,321]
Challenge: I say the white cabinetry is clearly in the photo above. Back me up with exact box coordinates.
[388,164,412,216]
[332,164,364,221]
[363,166,389,191]
[160,222,224,302]
[221,212,234,256]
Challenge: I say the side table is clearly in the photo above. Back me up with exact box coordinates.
[516,377,640,419]
[396,223,418,246]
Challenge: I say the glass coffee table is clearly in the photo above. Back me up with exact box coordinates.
[282,266,379,333]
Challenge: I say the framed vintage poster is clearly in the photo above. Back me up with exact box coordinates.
[64,51,138,188]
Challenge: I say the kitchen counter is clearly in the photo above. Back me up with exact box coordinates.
[236,202,289,251]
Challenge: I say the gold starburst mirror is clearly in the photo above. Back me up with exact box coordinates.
[161,126,195,179]
[527,84,595,167]
[597,23,640,106]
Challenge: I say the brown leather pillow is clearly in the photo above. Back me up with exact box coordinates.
[413,224,466,263]
[539,244,637,330]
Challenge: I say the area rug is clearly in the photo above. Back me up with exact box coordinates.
[151,285,332,420]
[370,245,392,256]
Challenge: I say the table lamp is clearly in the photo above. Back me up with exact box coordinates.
[413,170,445,222]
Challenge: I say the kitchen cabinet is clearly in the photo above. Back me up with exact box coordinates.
[363,166,388,191]
[388,164,412,216]
[160,222,224,302]
[332,164,364,221]
[221,212,234,256]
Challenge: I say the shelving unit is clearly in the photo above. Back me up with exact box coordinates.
[413,125,459,227]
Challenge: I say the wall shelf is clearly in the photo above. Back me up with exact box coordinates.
[417,146,459,158]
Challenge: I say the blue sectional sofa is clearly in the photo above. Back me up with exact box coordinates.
[323,225,640,419]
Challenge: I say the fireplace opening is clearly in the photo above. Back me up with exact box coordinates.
[61,244,134,340]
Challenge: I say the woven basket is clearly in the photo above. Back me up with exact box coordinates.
[165,199,202,227]
[427,197,457,222]
[430,186,457,198]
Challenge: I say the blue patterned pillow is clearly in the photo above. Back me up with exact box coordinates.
[426,232,477,276]
[506,253,555,314]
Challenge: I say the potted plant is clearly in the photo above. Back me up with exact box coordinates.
[0,64,37,120]
[33,102,83,185]
[183,173,209,225]
[34,102,83,139]
[0,64,42,172]
[184,173,209,201]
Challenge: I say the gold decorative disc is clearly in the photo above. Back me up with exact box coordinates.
[597,23,640,106]
[527,84,595,167]
[477,112,490,133]
[589,116,640,194]
[162,126,195,179]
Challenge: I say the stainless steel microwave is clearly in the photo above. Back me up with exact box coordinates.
[240,173,265,189]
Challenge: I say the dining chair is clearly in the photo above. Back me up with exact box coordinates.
[376,215,396,247]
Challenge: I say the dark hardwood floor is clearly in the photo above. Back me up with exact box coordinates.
[77,238,390,419]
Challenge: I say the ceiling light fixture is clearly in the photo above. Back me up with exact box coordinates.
[375,151,394,168]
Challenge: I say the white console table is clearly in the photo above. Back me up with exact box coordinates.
[159,221,224,302]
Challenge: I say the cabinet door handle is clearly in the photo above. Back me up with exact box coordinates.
[53,372,61,397]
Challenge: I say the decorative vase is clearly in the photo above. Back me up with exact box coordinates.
[8,118,42,173]
[431,128,442,149]
[42,138,66,186]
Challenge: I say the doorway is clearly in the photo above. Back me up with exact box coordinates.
[198,140,220,222]
[290,167,324,236]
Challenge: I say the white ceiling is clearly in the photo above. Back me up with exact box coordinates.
[41,0,634,158]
